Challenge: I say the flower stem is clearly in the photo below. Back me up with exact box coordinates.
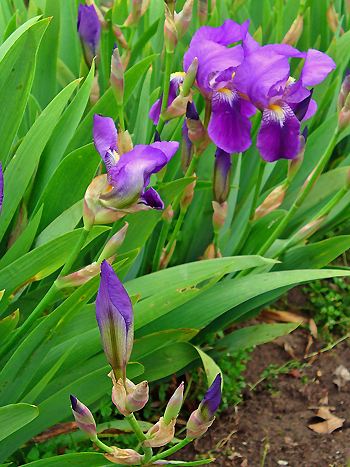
[92,436,114,454]
[126,414,153,464]
[0,227,91,358]
[150,438,193,462]
[256,127,339,257]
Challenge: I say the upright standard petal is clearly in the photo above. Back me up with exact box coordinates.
[96,260,133,377]
[93,114,118,171]
[190,19,249,46]
[208,92,252,153]
[77,4,101,54]
[0,163,3,213]
[257,103,301,162]
[301,49,336,87]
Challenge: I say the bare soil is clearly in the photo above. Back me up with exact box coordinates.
[175,329,350,467]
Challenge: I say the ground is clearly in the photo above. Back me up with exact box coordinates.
[175,329,350,467]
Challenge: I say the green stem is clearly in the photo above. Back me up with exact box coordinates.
[0,227,91,358]
[118,105,125,131]
[152,221,170,271]
[92,436,114,454]
[166,208,186,254]
[126,414,153,464]
[256,127,339,257]
[150,438,193,462]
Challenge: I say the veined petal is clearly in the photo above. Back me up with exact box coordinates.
[257,103,301,162]
[208,93,252,153]
[93,114,118,170]
[301,49,336,86]
[96,261,133,374]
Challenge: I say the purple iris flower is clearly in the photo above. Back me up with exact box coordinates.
[149,72,186,124]
[93,114,179,211]
[0,163,3,213]
[96,260,134,378]
[77,4,101,56]
[234,42,336,162]
[183,20,256,154]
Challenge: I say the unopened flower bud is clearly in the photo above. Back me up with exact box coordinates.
[201,243,216,260]
[121,49,131,70]
[181,121,193,172]
[180,177,196,210]
[105,447,143,465]
[159,241,176,269]
[186,374,222,439]
[327,2,343,34]
[164,5,178,53]
[163,382,184,424]
[56,261,101,289]
[118,130,133,155]
[282,14,303,45]
[198,0,208,25]
[254,185,286,220]
[174,0,194,38]
[110,47,124,107]
[162,204,174,224]
[111,375,149,416]
[144,417,176,448]
[70,395,97,439]
[124,0,143,26]
[98,222,129,261]
[186,102,209,155]
[181,57,198,97]
[164,0,176,15]
[141,0,151,15]
[113,25,128,49]
[212,201,228,232]
[338,73,350,111]
[161,93,191,121]
[77,4,101,66]
[213,148,232,204]
[294,217,325,242]
[90,73,100,105]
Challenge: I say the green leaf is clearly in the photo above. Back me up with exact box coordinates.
[0,79,80,242]
[0,403,39,442]
[215,323,299,354]
[0,310,19,342]
[0,17,49,164]
[133,65,152,144]
[195,347,222,387]
[21,453,109,467]
[32,64,96,208]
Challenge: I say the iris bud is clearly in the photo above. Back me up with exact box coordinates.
[144,417,176,448]
[70,395,97,439]
[110,47,124,107]
[105,447,143,465]
[113,25,128,49]
[338,73,350,111]
[124,0,143,26]
[282,14,303,46]
[174,0,194,39]
[186,374,222,439]
[213,148,232,204]
[111,375,149,416]
[212,201,228,232]
[98,222,129,261]
[254,185,286,220]
[198,0,208,25]
[164,4,178,53]
[163,382,184,424]
[180,177,196,210]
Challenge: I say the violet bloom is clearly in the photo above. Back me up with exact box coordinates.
[183,20,256,154]
[0,163,3,213]
[149,72,186,125]
[93,114,179,211]
[234,41,336,162]
[96,260,133,378]
[77,4,101,58]
[186,374,222,439]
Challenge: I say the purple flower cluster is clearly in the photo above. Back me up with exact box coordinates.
[181,20,335,162]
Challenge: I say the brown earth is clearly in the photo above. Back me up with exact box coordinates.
[174,329,350,467]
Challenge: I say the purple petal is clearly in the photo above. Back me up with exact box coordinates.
[234,47,291,108]
[203,374,222,417]
[0,163,3,213]
[181,120,193,171]
[302,98,317,121]
[189,19,249,46]
[140,187,164,210]
[263,43,302,58]
[105,142,178,208]
[301,49,336,87]
[208,95,252,153]
[77,4,101,54]
[213,148,232,203]
[70,394,96,437]
[292,89,313,121]
[257,103,301,162]
[186,101,199,120]
[96,260,133,371]
[242,32,260,55]
[149,80,179,125]
[184,40,244,92]
[93,114,118,170]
